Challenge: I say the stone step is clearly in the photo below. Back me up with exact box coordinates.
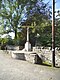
[11,51,38,64]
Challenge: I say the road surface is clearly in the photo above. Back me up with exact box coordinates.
[0,50,60,80]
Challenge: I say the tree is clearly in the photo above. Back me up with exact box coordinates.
[54,10,60,47]
[0,0,51,45]
[0,1,24,45]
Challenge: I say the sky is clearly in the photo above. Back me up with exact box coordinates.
[43,0,60,18]
[55,0,60,10]
[44,0,60,10]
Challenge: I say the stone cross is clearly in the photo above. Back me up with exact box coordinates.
[27,27,29,42]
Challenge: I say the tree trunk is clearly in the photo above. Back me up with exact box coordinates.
[14,28,17,45]
[15,29,17,39]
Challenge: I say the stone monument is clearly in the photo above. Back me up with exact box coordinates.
[25,27,31,51]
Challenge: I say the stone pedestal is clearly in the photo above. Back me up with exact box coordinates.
[24,27,31,51]
[11,51,38,64]
[25,53,37,64]
[25,41,31,51]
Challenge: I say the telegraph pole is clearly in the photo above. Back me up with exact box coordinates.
[52,0,55,67]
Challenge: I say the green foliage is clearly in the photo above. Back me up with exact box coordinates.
[0,0,53,47]
[0,35,13,45]
[29,19,52,47]
[0,0,23,39]
[55,12,60,47]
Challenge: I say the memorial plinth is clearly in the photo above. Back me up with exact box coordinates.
[25,41,31,51]
[11,51,38,64]
[25,27,31,51]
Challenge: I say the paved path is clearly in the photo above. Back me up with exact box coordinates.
[0,50,60,80]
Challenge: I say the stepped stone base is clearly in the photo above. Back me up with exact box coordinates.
[11,51,38,64]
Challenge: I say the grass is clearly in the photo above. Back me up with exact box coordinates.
[42,61,52,67]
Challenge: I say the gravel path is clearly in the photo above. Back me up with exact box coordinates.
[0,50,60,80]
